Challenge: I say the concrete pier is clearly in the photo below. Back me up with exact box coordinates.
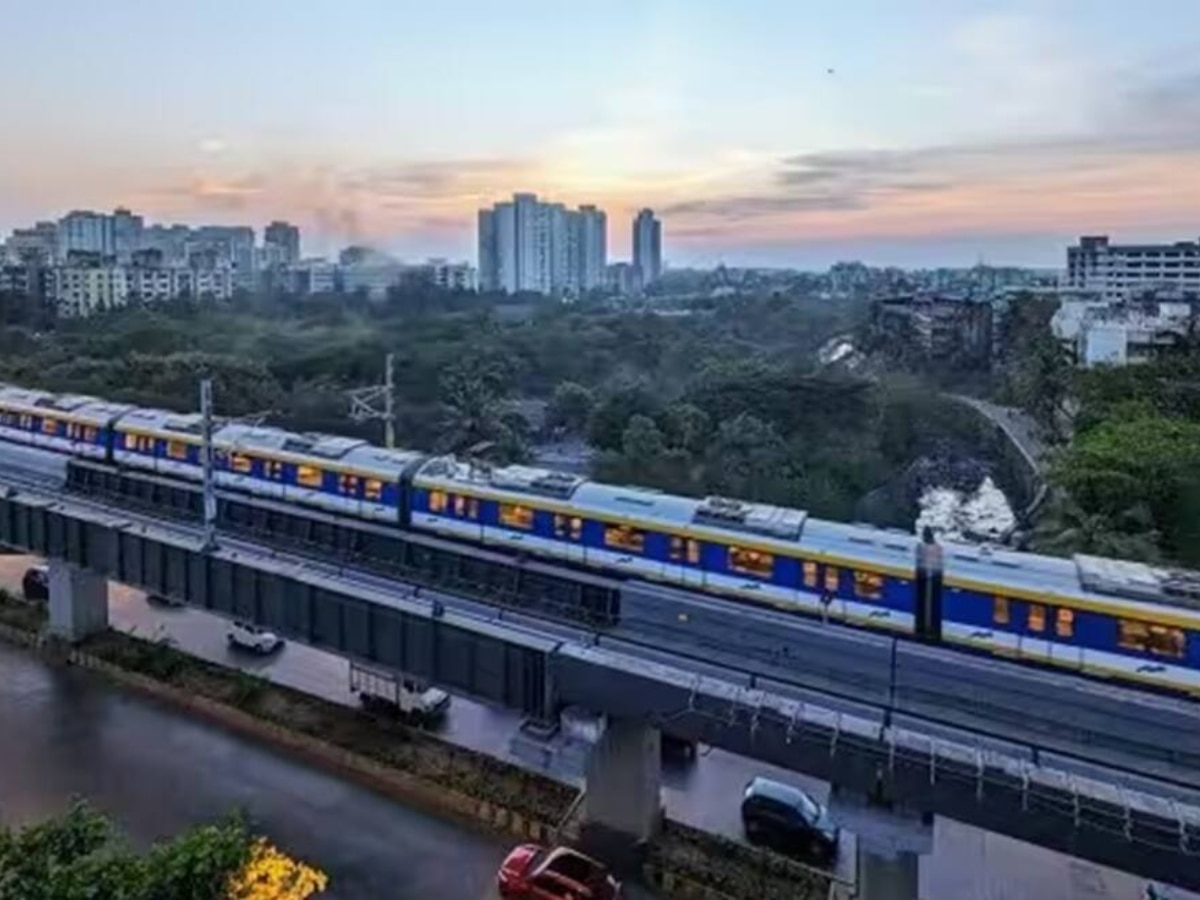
[47,560,107,642]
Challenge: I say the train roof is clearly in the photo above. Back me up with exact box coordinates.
[0,387,134,424]
[116,407,207,435]
[943,541,1200,620]
[216,423,364,459]
[799,518,917,570]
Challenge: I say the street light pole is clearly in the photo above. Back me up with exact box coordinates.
[347,353,397,449]
[384,351,395,450]
[200,378,217,551]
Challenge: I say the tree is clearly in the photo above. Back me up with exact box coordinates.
[0,801,327,900]
[1032,494,1161,563]
[586,378,660,451]
[436,357,508,454]
[703,413,793,502]
[546,381,594,435]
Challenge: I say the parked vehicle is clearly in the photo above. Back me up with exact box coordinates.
[349,662,450,724]
[226,620,284,654]
[741,776,838,864]
[497,844,620,899]
[21,566,48,602]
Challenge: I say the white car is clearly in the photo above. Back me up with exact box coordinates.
[226,620,284,655]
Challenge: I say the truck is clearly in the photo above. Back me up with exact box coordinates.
[349,662,451,725]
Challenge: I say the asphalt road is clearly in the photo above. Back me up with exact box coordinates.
[0,556,1179,900]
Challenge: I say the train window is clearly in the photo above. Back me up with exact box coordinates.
[297,466,323,489]
[454,494,466,517]
[1122,620,1186,658]
[167,441,189,461]
[41,417,58,435]
[824,566,840,594]
[84,426,98,442]
[803,561,819,588]
[993,596,1010,625]
[265,460,284,480]
[670,537,685,561]
[20,414,33,429]
[1149,625,1186,659]
[1056,608,1074,638]
[469,498,481,520]
[854,571,884,600]
[429,490,448,513]
[555,514,569,538]
[364,479,384,501]
[500,504,534,530]
[730,547,774,579]
[339,474,360,496]
[687,539,700,564]
[1027,603,1046,633]
[604,524,645,554]
[124,432,139,450]
[231,453,253,474]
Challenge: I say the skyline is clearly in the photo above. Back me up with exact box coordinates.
[4,2,1200,268]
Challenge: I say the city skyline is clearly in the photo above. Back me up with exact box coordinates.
[4,1,1200,267]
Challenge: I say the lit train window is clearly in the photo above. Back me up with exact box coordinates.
[1121,620,1186,658]
[669,536,684,561]
[1027,603,1046,633]
[500,504,534,530]
[41,417,58,435]
[730,547,773,579]
[1056,608,1074,638]
[231,454,253,474]
[167,441,189,461]
[429,490,448,513]
[364,479,384,501]
[824,566,840,593]
[297,466,323,488]
[454,495,466,517]
[993,596,1010,625]
[604,525,644,554]
[556,514,570,538]
[339,474,360,496]
[687,539,700,564]
[853,571,884,600]
[803,561,818,588]
[125,433,138,450]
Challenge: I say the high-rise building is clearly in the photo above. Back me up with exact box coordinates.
[632,208,662,287]
[477,194,607,296]
[111,208,144,262]
[6,222,58,264]
[577,205,607,292]
[264,220,301,266]
[58,211,114,259]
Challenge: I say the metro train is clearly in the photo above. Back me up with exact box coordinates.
[1,383,1199,697]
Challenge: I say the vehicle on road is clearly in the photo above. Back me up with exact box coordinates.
[741,776,838,865]
[21,566,48,602]
[349,661,450,724]
[226,620,284,654]
[497,844,620,899]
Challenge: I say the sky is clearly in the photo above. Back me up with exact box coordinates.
[4,0,1200,268]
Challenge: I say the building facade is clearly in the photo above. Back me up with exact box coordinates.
[632,208,662,287]
[1066,235,1200,301]
[264,220,301,266]
[477,194,607,296]
[58,211,115,259]
[6,222,58,264]
[111,208,144,262]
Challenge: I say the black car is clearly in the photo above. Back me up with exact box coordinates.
[21,566,48,603]
[741,776,838,864]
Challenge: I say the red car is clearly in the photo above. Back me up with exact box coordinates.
[497,845,621,900]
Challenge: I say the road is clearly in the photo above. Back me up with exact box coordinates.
[0,556,1179,900]
[951,395,1047,474]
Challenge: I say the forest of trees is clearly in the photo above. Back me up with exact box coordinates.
[0,288,1003,527]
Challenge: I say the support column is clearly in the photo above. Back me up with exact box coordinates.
[857,847,919,900]
[580,718,662,868]
[47,560,107,642]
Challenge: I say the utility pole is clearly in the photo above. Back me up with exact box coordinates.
[348,352,397,448]
[200,378,217,551]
